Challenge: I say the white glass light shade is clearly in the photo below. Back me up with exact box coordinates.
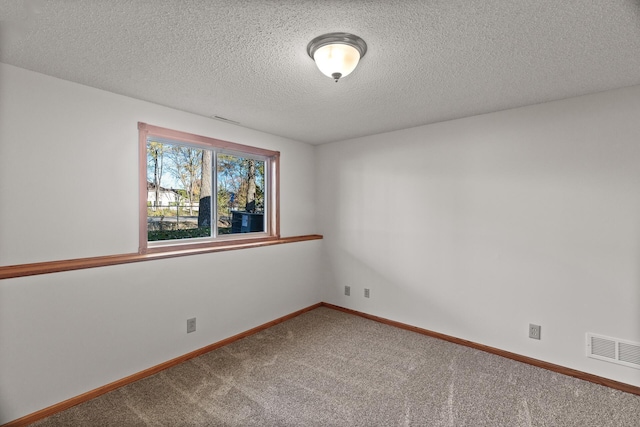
[307,33,367,82]
[313,43,361,80]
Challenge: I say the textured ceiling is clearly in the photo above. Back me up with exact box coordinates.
[2,0,640,144]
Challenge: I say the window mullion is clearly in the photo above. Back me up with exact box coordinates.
[212,149,218,239]
[263,158,270,235]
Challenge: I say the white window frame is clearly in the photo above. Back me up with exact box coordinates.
[138,122,280,254]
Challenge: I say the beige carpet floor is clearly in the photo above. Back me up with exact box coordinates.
[31,306,640,426]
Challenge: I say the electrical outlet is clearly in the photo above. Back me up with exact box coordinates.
[364,288,370,298]
[187,317,196,333]
[529,324,541,340]
[345,285,351,296]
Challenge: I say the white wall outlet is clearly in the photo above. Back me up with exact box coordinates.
[529,324,541,340]
[187,317,196,333]
[364,288,370,298]
[345,285,351,296]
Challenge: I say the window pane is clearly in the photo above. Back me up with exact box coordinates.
[139,122,279,252]
[217,154,265,235]
[146,139,211,241]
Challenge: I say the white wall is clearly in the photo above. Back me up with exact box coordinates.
[3,61,640,424]
[317,86,640,388]
[0,63,316,265]
[0,63,321,424]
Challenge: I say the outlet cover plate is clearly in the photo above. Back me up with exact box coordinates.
[187,317,196,333]
[529,324,541,340]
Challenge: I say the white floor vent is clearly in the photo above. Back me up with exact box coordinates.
[587,333,640,370]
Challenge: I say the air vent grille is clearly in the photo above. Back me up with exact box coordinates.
[587,333,640,370]
[591,336,616,359]
[619,342,640,366]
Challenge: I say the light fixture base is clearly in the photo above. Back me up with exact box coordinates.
[307,32,367,60]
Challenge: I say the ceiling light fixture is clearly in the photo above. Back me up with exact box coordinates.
[307,32,367,82]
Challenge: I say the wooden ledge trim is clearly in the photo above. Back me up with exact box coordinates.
[2,303,322,427]
[0,234,323,280]
[321,303,640,397]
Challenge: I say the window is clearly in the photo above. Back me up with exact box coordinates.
[138,123,279,253]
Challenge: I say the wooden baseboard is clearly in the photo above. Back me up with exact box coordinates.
[7,301,639,426]
[321,302,640,397]
[2,303,322,427]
